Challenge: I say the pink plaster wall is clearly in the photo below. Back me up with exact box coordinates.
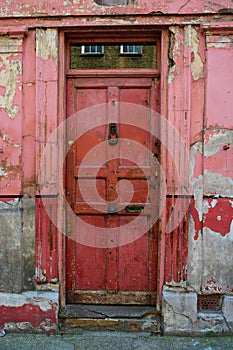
[0,0,232,17]
[206,46,233,128]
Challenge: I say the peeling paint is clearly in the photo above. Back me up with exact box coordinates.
[0,37,22,119]
[211,199,217,208]
[203,200,233,237]
[0,292,57,312]
[202,225,233,292]
[204,130,233,157]
[0,292,58,333]
[191,28,204,81]
[0,158,21,179]
[207,36,232,49]
[0,0,232,16]
[191,197,233,241]
[190,141,202,183]
[204,170,233,197]
[168,26,182,84]
[36,29,58,62]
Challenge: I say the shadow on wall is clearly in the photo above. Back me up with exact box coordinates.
[94,0,135,5]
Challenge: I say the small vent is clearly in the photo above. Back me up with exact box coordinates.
[198,294,223,311]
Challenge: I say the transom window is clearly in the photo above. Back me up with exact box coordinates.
[81,45,104,55]
[70,43,157,69]
[120,45,142,55]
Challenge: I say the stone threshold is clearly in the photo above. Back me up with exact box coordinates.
[59,305,161,333]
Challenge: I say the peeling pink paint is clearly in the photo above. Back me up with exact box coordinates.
[0,0,232,16]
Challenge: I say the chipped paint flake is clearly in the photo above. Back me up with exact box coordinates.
[0,292,56,312]
[211,199,217,208]
[204,130,233,158]
[0,37,22,119]
[0,167,6,176]
[168,26,182,84]
[193,179,203,221]
[207,36,232,49]
[190,141,202,182]
[191,28,204,81]
[36,29,58,62]
[203,199,211,214]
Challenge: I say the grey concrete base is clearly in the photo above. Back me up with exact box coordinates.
[222,295,233,332]
[162,290,197,334]
[162,289,233,335]
[0,197,36,294]
[197,312,229,334]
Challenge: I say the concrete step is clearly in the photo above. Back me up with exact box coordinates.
[59,305,161,333]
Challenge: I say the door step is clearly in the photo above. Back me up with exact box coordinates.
[59,305,161,333]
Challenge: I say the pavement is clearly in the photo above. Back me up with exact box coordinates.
[0,331,233,350]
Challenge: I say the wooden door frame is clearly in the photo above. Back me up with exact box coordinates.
[58,26,169,311]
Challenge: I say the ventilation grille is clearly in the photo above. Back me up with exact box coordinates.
[198,294,223,311]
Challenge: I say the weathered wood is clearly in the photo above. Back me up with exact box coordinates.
[66,291,157,305]
[65,70,160,305]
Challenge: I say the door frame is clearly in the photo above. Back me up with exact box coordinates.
[58,26,169,311]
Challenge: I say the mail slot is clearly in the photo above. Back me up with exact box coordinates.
[125,205,144,213]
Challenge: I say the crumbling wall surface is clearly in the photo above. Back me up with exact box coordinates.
[0,31,37,294]
[0,36,23,195]
[0,291,58,334]
[0,196,36,293]
[163,24,233,335]
[189,31,233,296]
[0,0,232,16]
[0,29,59,333]
[0,199,22,293]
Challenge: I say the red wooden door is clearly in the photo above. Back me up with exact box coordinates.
[65,76,160,305]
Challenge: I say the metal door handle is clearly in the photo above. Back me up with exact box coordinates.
[108,123,118,145]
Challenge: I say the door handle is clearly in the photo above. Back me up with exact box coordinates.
[108,123,118,145]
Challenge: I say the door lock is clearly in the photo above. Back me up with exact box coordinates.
[108,123,118,145]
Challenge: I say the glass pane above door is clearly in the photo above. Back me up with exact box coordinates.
[70,43,157,69]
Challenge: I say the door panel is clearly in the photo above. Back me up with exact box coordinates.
[66,76,160,305]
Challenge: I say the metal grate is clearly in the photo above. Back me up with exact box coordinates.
[198,294,223,311]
